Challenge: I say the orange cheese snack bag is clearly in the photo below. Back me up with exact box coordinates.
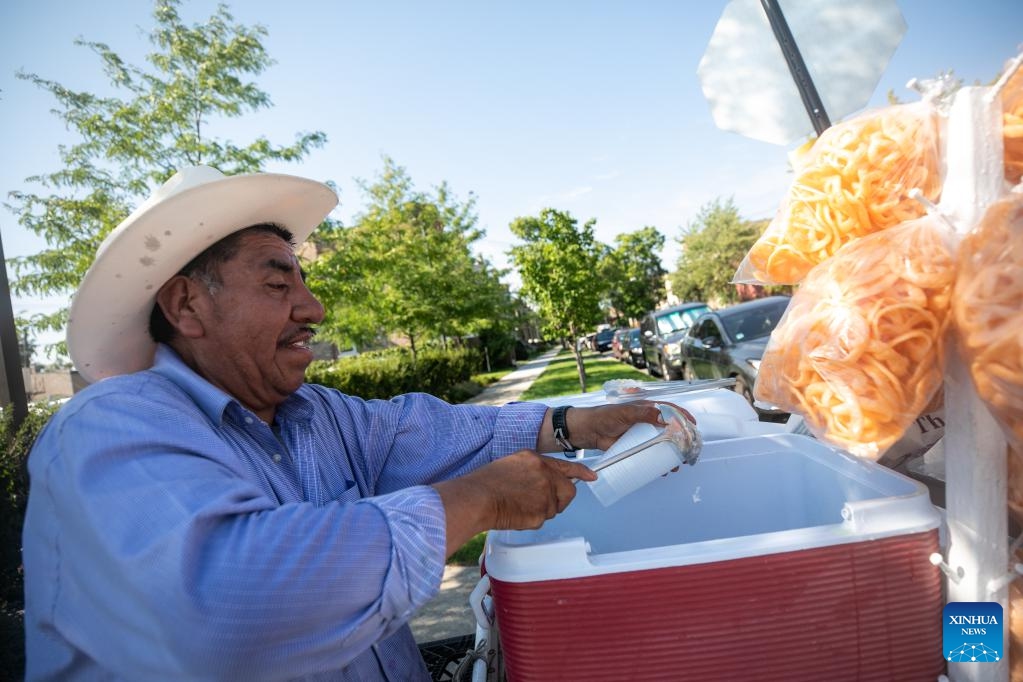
[755,215,955,459]
[735,103,942,286]
[953,192,1023,451]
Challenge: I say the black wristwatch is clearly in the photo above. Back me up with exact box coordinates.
[552,405,577,454]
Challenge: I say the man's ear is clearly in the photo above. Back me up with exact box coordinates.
[154,276,207,339]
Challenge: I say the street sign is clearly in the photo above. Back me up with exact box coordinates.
[698,0,906,145]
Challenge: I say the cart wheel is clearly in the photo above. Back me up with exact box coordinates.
[419,634,477,681]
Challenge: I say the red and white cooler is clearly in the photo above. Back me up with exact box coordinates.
[481,433,945,681]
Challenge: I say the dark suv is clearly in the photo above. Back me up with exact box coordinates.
[639,302,710,379]
[592,327,617,353]
[679,296,791,413]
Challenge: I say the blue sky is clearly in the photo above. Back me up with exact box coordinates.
[1,1,1021,352]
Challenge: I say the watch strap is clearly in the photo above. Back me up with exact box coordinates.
[552,405,576,453]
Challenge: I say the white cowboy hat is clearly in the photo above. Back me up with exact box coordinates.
[67,165,338,383]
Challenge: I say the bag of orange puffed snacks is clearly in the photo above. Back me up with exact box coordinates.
[1002,65,1023,185]
[734,103,943,286]
[754,214,957,460]
[953,191,1023,492]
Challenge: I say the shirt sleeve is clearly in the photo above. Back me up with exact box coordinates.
[294,389,548,647]
[25,386,453,679]
[357,485,448,637]
[308,387,549,495]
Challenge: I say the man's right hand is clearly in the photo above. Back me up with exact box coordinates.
[432,450,596,558]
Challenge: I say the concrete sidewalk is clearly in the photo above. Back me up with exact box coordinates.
[461,347,561,406]
[409,348,561,644]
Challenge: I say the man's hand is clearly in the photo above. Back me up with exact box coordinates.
[538,401,696,453]
[432,450,596,557]
[476,451,597,529]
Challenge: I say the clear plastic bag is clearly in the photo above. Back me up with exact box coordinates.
[754,215,957,459]
[734,103,943,286]
[952,192,1023,453]
[1002,66,1023,185]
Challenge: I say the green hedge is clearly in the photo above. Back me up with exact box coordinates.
[305,347,483,402]
[2,400,60,679]
[1,403,58,606]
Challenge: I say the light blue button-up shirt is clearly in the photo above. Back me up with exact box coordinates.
[23,345,547,681]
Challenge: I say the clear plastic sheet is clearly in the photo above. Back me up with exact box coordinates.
[754,215,957,459]
[733,102,943,285]
[586,404,701,507]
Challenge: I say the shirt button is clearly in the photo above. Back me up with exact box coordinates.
[272,453,282,463]
[244,416,254,424]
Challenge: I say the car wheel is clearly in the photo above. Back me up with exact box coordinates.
[648,357,660,377]
[683,364,697,382]
[660,357,676,381]
[734,376,754,405]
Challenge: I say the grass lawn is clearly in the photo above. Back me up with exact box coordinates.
[470,369,512,387]
[447,351,655,565]
[519,350,654,400]
[447,532,487,566]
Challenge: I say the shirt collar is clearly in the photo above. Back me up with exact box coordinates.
[148,344,313,425]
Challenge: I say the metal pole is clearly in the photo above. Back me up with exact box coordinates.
[0,230,28,430]
[759,0,832,136]
[942,86,1009,682]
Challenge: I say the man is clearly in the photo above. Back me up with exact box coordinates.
[22,166,668,680]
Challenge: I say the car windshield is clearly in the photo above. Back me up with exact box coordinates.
[721,299,790,342]
[657,306,709,334]
[596,329,615,341]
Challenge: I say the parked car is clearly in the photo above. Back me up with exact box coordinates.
[592,327,617,353]
[611,328,633,362]
[626,328,646,368]
[639,302,710,379]
[577,333,596,352]
[679,295,791,413]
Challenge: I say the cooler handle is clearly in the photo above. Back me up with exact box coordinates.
[469,574,493,631]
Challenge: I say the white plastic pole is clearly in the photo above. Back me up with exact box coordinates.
[941,85,1009,682]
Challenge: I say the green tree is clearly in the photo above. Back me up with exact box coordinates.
[509,209,603,392]
[309,157,510,360]
[599,226,667,324]
[5,0,327,354]
[471,285,530,370]
[14,318,37,369]
[669,198,764,306]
